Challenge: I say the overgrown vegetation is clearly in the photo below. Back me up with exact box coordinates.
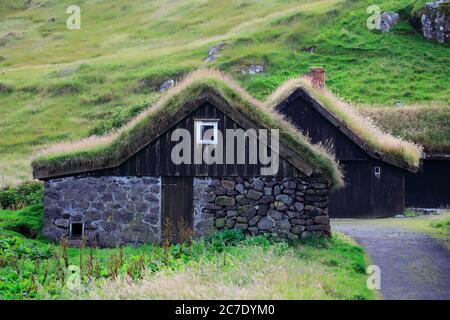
[0,0,448,185]
[0,228,375,300]
[0,181,43,210]
[430,214,450,233]
[0,205,44,239]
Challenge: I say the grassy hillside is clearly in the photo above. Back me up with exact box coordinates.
[0,0,449,186]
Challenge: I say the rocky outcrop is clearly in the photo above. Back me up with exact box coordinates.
[380,12,400,32]
[241,64,265,75]
[205,43,225,62]
[160,79,175,93]
[410,0,450,43]
[193,176,331,240]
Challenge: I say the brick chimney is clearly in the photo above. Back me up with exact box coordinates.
[310,67,325,90]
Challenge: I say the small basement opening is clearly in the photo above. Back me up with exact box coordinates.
[70,222,83,238]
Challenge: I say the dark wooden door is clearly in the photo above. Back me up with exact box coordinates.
[329,161,372,218]
[161,176,193,242]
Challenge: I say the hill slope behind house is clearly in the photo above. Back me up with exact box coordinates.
[361,105,450,155]
[0,0,449,185]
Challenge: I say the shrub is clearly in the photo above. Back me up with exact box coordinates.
[0,234,52,261]
[0,181,43,210]
[430,216,450,229]
[208,228,245,252]
[0,205,44,238]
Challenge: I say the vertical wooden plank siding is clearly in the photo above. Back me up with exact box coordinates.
[85,102,302,178]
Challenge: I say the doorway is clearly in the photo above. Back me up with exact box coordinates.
[161,176,194,242]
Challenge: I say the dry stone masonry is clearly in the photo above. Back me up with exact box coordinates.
[43,176,161,247]
[43,174,331,246]
[193,176,331,240]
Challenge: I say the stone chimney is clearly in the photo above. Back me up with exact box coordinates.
[310,67,325,90]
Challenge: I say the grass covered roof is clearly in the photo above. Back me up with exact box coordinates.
[32,69,344,188]
[266,77,424,171]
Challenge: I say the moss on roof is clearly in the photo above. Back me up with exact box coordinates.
[32,69,344,188]
[266,77,424,169]
[361,105,450,156]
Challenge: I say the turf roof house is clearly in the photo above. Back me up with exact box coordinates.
[32,71,342,247]
[405,153,450,208]
[363,107,450,209]
[273,69,423,218]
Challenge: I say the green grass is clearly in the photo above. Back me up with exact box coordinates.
[0,205,44,238]
[0,227,375,300]
[0,0,449,186]
[396,212,450,241]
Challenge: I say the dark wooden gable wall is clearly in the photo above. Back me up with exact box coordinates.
[406,159,450,207]
[277,90,368,161]
[86,102,303,178]
[277,89,406,218]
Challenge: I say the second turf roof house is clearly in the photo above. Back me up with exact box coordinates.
[362,106,450,208]
[272,70,423,218]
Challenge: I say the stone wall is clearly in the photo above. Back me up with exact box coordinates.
[193,176,330,240]
[43,175,330,246]
[43,176,161,247]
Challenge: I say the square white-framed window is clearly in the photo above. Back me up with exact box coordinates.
[195,121,218,145]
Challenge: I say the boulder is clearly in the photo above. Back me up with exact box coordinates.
[205,43,225,62]
[380,12,400,32]
[160,79,175,93]
[410,1,449,43]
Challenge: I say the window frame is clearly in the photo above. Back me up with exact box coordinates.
[374,166,381,178]
[195,120,219,145]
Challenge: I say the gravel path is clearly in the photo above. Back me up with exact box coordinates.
[333,219,450,300]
